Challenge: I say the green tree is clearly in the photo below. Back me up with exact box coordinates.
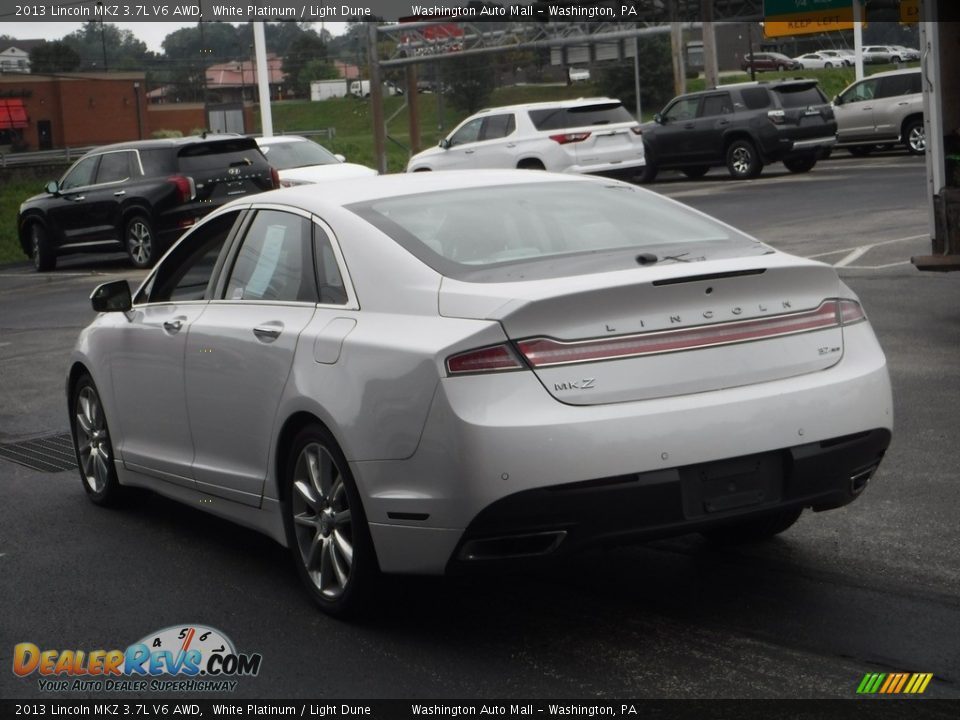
[283,32,329,97]
[29,41,81,73]
[62,22,148,71]
[441,54,496,115]
[597,36,674,117]
[299,59,340,91]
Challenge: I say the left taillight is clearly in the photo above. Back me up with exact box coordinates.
[838,298,867,326]
[445,343,524,376]
[270,167,281,189]
[549,132,591,145]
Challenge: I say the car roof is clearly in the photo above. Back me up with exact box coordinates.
[470,97,624,116]
[255,135,311,146]
[82,135,252,154]
[222,169,592,211]
[690,78,819,94]
[862,67,920,79]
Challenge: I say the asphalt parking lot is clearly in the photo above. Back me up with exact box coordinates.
[1,151,959,701]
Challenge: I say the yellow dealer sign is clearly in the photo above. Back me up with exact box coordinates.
[763,0,855,38]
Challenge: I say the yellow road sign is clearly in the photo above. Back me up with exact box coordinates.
[764,6,855,38]
[901,0,919,23]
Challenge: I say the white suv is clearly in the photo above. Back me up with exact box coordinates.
[406,98,646,178]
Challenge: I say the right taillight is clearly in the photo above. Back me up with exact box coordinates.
[838,299,867,326]
[549,132,591,145]
[446,343,524,376]
[167,175,195,203]
[767,109,786,124]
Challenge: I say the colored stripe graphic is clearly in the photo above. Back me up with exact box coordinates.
[857,672,932,694]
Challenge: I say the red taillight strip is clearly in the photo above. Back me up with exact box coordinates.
[516,300,856,368]
[446,343,523,376]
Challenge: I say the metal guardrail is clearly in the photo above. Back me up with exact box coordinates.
[278,128,336,140]
[0,146,95,169]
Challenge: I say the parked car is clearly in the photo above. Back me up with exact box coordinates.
[640,79,836,181]
[832,68,925,155]
[568,67,591,83]
[862,46,899,64]
[740,52,801,73]
[70,171,892,616]
[18,136,278,272]
[255,136,377,186]
[817,49,855,67]
[406,98,645,178]
[890,45,920,62]
[794,52,843,69]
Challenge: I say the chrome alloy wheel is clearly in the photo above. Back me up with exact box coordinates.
[731,146,753,175]
[291,443,354,599]
[127,219,153,266]
[908,124,926,153]
[75,386,112,493]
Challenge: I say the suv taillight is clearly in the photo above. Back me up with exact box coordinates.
[767,109,786,124]
[270,166,280,189]
[167,175,195,203]
[549,132,591,145]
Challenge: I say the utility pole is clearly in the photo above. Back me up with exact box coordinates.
[406,64,421,155]
[669,1,685,96]
[368,23,387,174]
[852,0,864,81]
[701,0,719,89]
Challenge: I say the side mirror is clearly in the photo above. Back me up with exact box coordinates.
[439,138,451,150]
[833,95,842,105]
[334,153,346,163]
[90,280,132,313]
[45,180,59,195]
[654,113,665,125]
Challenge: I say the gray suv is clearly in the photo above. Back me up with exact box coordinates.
[832,68,925,156]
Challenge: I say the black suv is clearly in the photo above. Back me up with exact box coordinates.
[640,80,837,182]
[18,136,278,271]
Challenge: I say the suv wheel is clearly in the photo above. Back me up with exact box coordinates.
[30,223,56,272]
[726,139,763,179]
[125,214,157,269]
[903,118,926,155]
[783,154,817,174]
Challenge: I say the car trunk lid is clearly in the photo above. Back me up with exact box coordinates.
[440,253,845,405]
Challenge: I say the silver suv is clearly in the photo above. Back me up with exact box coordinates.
[832,68,924,155]
[406,98,646,179]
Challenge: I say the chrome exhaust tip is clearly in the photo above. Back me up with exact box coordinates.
[850,465,878,495]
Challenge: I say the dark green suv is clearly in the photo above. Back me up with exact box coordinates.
[640,80,837,182]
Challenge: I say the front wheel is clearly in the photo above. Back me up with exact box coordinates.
[72,374,121,506]
[124,214,158,269]
[30,222,56,272]
[285,424,379,617]
[726,139,763,179]
[903,118,926,155]
[701,508,803,544]
[783,154,817,174]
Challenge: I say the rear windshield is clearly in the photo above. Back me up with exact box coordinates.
[177,139,264,174]
[528,103,634,131]
[349,182,760,282]
[773,85,828,108]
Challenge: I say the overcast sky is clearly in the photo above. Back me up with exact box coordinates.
[7,21,348,53]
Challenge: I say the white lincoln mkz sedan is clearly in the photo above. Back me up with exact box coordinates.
[70,171,892,616]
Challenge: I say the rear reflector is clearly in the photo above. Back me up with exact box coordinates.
[446,343,524,375]
[549,132,591,145]
[516,300,862,368]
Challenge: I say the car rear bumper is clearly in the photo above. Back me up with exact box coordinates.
[356,321,892,575]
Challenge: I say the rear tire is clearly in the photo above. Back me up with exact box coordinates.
[285,423,379,618]
[30,222,56,272]
[783,154,817,173]
[701,508,803,544]
[72,373,122,506]
[638,162,659,184]
[726,139,763,179]
[681,166,710,179]
[124,214,158,269]
[903,118,926,155]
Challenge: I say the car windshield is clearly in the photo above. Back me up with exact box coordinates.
[349,181,762,281]
[259,140,339,169]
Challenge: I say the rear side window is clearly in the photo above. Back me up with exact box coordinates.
[139,149,176,177]
[177,139,263,174]
[480,114,516,141]
[529,103,633,131]
[878,73,920,98]
[740,88,771,110]
[700,94,733,117]
[773,85,828,108]
[96,151,133,184]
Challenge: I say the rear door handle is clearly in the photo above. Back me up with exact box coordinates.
[113,190,126,196]
[253,322,283,342]
[464,150,475,154]
[163,317,185,333]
